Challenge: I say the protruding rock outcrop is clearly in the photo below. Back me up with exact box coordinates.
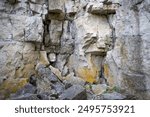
[88,3,119,15]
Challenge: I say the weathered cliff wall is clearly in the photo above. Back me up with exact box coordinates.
[105,0,150,99]
[0,0,149,99]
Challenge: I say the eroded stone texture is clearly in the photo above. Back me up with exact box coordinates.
[88,3,119,15]
[0,17,43,42]
[105,0,150,99]
[49,20,63,45]
[48,0,65,13]
[0,0,45,97]
[0,0,150,99]
[59,85,87,100]
[72,13,112,83]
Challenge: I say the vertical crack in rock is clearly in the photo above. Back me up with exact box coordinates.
[105,15,116,49]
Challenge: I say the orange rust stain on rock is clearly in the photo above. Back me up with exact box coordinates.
[0,78,28,98]
[15,64,36,78]
[77,67,98,83]
[104,64,109,78]
[104,64,114,87]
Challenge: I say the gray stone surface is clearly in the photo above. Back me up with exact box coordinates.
[92,84,107,95]
[48,0,64,13]
[59,85,87,100]
[49,20,63,45]
[104,0,150,99]
[96,92,126,100]
[12,83,36,96]
[51,82,65,95]
[11,94,39,100]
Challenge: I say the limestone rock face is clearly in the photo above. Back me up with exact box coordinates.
[0,0,150,99]
[88,3,119,15]
[105,0,150,99]
[48,0,65,13]
[49,20,63,45]
[25,16,43,42]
